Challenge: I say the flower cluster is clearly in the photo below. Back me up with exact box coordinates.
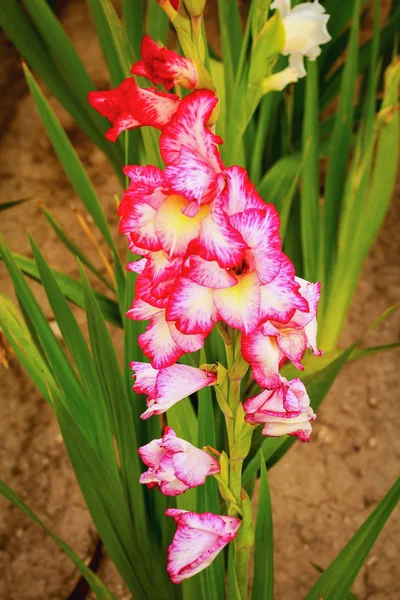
[89,31,323,584]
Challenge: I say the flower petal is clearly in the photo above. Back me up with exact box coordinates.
[213,272,261,334]
[130,361,158,396]
[221,166,266,216]
[168,321,206,353]
[166,277,218,335]
[138,311,184,369]
[138,437,165,467]
[155,194,209,257]
[241,330,282,388]
[131,35,198,90]
[165,509,241,584]
[260,256,309,324]
[88,78,180,141]
[186,256,237,289]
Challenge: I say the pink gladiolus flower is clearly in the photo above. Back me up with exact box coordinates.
[131,361,217,418]
[166,509,241,583]
[131,36,198,90]
[88,78,179,141]
[244,376,316,441]
[138,427,220,496]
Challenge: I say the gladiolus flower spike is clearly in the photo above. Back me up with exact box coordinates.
[89,32,324,588]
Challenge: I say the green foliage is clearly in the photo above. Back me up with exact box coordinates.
[251,455,273,600]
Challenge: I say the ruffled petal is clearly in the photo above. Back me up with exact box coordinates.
[138,311,184,369]
[130,361,158,396]
[166,509,241,584]
[260,256,309,324]
[88,78,180,141]
[241,330,282,388]
[138,437,165,467]
[185,256,237,289]
[167,321,205,353]
[119,197,162,251]
[155,194,209,257]
[131,35,198,90]
[221,166,266,217]
[188,197,247,268]
[229,208,282,284]
[213,272,261,334]
[166,277,218,335]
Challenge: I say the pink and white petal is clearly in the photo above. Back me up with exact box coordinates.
[165,146,225,210]
[185,256,237,289]
[244,387,285,419]
[261,410,315,441]
[126,258,147,274]
[285,378,310,411]
[260,256,309,324]
[172,447,220,487]
[130,361,158,396]
[139,470,161,488]
[160,478,191,496]
[155,194,209,257]
[119,165,166,214]
[126,297,161,320]
[138,312,184,369]
[160,89,223,170]
[166,277,218,335]
[274,327,308,369]
[305,317,323,356]
[229,208,282,284]
[292,278,321,328]
[165,510,241,584]
[221,166,266,216]
[213,272,261,334]
[241,331,282,388]
[138,438,165,467]
[189,199,247,268]
[144,252,183,285]
[168,321,205,354]
[120,198,162,252]
[155,364,217,408]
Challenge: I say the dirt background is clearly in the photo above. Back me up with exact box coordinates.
[0,1,399,599]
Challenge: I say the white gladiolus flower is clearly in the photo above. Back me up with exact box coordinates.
[271,0,331,78]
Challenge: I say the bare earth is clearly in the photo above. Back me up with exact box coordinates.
[0,2,399,599]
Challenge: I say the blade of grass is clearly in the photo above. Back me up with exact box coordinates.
[122,0,144,57]
[23,64,119,250]
[301,59,321,282]
[0,481,116,600]
[305,479,400,600]
[322,0,360,292]
[0,292,57,403]
[0,197,32,212]
[251,454,273,600]
[31,238,118,473]
[148,0,169,44]
[0,235,94,437]
[6,252,121,328]
[39,204,114,291]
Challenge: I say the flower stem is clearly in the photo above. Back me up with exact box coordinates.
[224,329,254,599]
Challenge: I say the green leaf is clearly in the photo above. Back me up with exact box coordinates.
[322,0,360,289]
[0,292,57,403]
[88,0,126,87]
[301,59,320,282]
[31,238,117,473]
[39,204,113,290]
[148,0,169,45]
[0,235,95,436]
[251,454,273,600]
[6,252,121,328]
[122,0,144,58]
[53,396,150,598]
[23,64,117,252]
[0,480,116,599]
[305,478,400,600]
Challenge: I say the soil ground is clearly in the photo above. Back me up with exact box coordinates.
[0,2,399,599]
